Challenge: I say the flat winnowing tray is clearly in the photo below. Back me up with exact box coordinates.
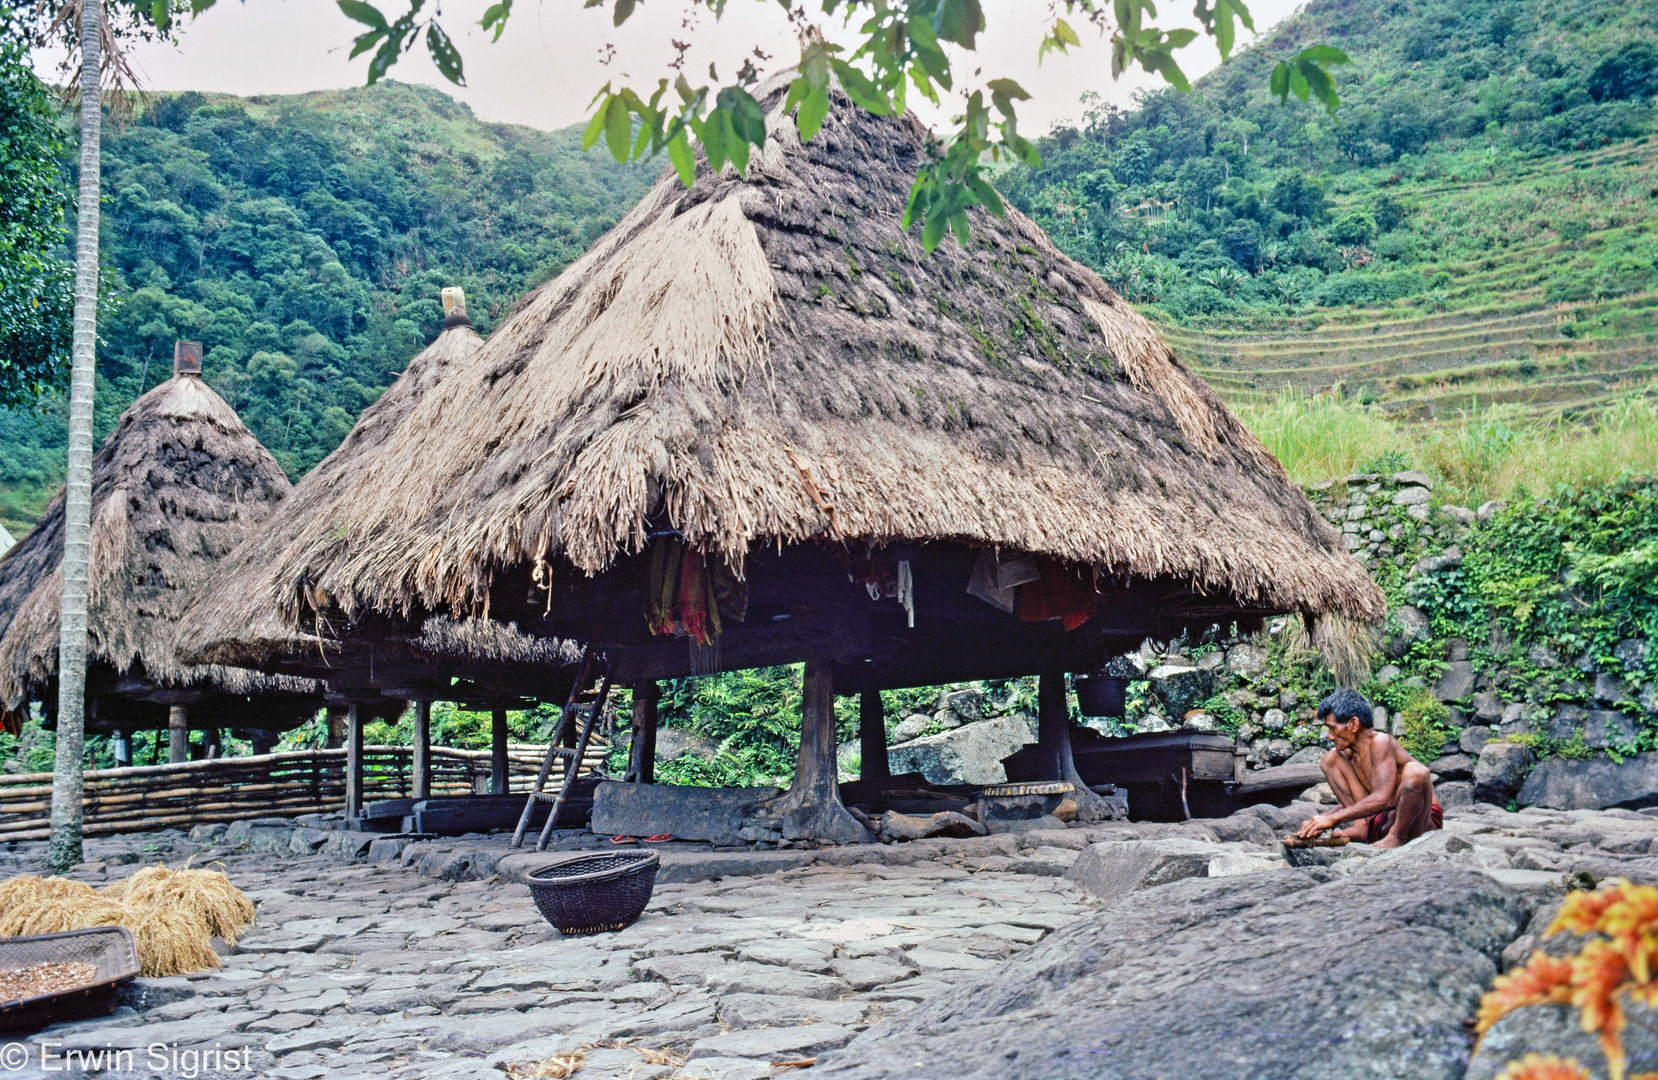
[0,926,140,1031]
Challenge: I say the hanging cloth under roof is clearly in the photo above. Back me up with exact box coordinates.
[647,537,747,646]
[1016,558,1097,631]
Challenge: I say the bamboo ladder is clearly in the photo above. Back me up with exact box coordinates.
[510,647,614,851]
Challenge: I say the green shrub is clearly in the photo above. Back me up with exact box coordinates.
[1396,688,1452,763]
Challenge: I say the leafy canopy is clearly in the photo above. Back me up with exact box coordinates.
[176,0,1349,253]
[0,6,72,407]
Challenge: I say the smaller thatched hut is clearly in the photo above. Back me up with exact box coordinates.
[177,292,582,813]
[0,348,322,756]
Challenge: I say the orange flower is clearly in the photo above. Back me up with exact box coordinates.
[1493,1055,1591,1080]
[1570,939,1632,1078]
[1480,953,1577,1034]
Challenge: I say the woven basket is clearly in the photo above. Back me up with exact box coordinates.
[0,927,140,1032]
[526,851,660,934]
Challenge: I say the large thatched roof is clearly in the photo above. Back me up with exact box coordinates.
[258,88,1385,646]
[0,374,316,711]
[180,319,582,683]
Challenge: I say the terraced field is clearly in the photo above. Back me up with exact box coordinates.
[1163,137,1658,422]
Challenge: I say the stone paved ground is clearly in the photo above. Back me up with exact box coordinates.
[5,799,1658,1079]
[0,828,1093,1079]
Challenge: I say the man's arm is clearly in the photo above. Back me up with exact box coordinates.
[1297,738,1401,837]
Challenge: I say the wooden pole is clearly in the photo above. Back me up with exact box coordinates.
[858,690,889,784]
[1039,671,1116,822]
[629,681,659,784]
[204,729,222,760]
[112,731,130,768]
[167,707,189,765]
[760,661,870,844]
[490,709,509,795]
[345,703,364,822]
[413,700,431,800]
[326,707,346,750]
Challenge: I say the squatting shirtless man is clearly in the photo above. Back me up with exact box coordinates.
[1296,688,1442,849]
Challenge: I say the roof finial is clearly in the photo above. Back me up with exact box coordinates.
[441,287,472,329]
[173,340,203,378]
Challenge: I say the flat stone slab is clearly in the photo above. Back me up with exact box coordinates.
[590,782,781,845]
[690,1023,858,1060]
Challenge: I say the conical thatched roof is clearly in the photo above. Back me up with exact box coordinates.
[180,320,582,679]
[257,88,1385,643]
[0,375,316,712]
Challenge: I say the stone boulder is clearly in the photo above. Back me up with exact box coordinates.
[1518,752,1658,811]
[1585,709,1638,748]
[815,867,1529,1080]
[1388,605,1432,657]
[1063,838,1224,903]
[890,714,931,743]
[887,714,1036,786]
[1429,753,1476,782]
[1474,743,1534,804]
[1225,643,1267,677]
[1436,661,1477,703]
[1467,998,1658,1080]
[655,727,723,761]
[1147,665,1210,717]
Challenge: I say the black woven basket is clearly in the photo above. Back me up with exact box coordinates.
[526,851,660,934]
[0,927,140,1032]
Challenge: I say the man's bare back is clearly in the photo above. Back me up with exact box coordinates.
[1296,690,1441,849]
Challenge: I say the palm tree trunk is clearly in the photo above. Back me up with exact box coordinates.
[47,0,104,873]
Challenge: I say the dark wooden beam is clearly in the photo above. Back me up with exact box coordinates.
[628,681,659,784]
[490,709,509,795]
[859,690,889,784]
[412,699,431,800]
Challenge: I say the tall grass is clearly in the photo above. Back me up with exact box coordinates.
[1238,391,1658,505]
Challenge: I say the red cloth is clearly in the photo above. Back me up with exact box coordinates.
[1366,800,1444,843]
[1016,558,1097,631]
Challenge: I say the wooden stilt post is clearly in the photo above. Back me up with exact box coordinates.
[326,706,346,749]
[112,730,130,767]
[345,702,364,822]
[1038,671,1116,822]
[628,681,660,784]
[167,706,189,764]
[413,700,432,800]
[490,709,509,795]
[754,661,871,844]
[204,728,222,759]
[858,689,889,783]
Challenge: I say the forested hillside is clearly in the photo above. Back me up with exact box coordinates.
[1004,0,1658,419]
[0,82,652,538]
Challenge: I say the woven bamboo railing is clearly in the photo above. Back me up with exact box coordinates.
[0,741,609,841]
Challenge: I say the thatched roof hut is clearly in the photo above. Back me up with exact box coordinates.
[0,367,322,734]
[248,84,1383,690]
[181,298,581,708]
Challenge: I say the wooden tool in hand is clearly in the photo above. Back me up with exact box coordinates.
[1282,834,1351,849]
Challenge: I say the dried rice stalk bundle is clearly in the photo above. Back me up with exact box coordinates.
[107,864,255,944]
[128,906,220,978]
[0,896,127,938]
[0,875,97,923]
[501,1051,586,1079]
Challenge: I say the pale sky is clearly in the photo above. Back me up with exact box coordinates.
[33,0,1304,135]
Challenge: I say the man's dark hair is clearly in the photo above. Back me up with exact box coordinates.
[1318,688,1374,729]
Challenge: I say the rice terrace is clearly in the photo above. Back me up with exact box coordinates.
[1,0,1658,1078]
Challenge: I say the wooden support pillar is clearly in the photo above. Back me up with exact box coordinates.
[204,728,222,759]
[151,730,163,766]
[168,706,189,764]
[1038,671,1116,823]
[412,700,432,800]
[112,730,130,767]
[756,661,871,844]
[858,690,889,783]
[490,709,509,795]
[326,706,346,749]
[345,702,364,821]
[628,681,660,784]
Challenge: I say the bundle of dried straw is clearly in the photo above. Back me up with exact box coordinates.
[0,865,254,977]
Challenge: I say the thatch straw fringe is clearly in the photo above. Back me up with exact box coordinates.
[212,86,1383,653]
[0,375,316,708]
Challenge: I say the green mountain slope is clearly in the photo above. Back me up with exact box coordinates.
[0,82,653,538]
[1003,0,1658,419]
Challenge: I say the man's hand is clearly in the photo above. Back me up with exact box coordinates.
[1297,813,1337,839]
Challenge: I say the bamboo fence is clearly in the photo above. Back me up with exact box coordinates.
[0,741,609,841]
